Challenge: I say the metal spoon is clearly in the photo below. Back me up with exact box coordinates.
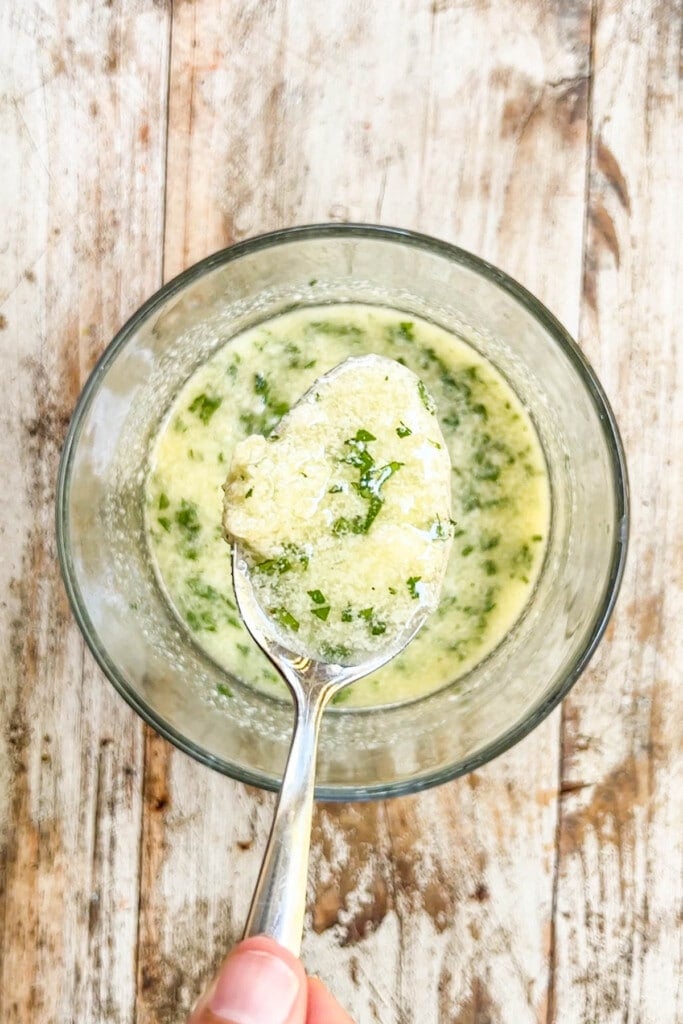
[232,544,435,955]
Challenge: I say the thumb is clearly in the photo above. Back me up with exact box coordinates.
[306,977,355,1023]
[188,935,308,1024]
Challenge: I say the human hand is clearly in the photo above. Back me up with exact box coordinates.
[188,935,355,1024]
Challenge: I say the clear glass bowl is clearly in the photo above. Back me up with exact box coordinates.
[56,224,628,800]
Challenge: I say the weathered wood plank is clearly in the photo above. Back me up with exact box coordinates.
[138,2,592,1022]
[552,1,683,1022]
[3,2,679,1023]
[0,2,170,1021]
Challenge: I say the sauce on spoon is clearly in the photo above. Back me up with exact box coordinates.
[223,355,453,664]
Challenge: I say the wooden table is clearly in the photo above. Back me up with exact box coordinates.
[1,2,681,1021]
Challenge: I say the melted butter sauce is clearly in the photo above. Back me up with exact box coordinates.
[146,305,550,708]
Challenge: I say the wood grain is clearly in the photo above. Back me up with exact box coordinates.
[0,1,680,1023]
[0,2,170,1021]
[551,1,683,1021]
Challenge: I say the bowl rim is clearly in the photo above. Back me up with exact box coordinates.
[56,222,630,800]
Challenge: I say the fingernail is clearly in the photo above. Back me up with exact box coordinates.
[208,949,300,1024]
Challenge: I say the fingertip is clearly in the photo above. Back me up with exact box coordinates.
[189,936,307,1024]
[306,976,355,1024]
[236,935,308,988]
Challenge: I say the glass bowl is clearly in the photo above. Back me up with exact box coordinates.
[56,224,628,800]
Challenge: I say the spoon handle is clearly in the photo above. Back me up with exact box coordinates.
[243,691,327,955]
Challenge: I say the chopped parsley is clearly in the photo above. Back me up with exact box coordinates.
[271,607,300,632]
[417,379,436,414]
[188,392,222,424]
[253,545,307,577]
[406,576,421,599]
[430,516,451,541]
[386,321,415,344]
[307,321,363,338]
[332,431,403,536]
[308,590,327,605]
[322,642,351,663]
[396,421,412,438]
[175,499,201,535]
[185,608,217,632]
[358,607,387,635]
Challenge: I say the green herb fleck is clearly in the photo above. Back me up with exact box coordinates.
[312,606,331,621]
[308,320,363,338]
[430,516,450,541]
[216,683,233,698]
[396,421,412,438]
[189,392,222,424]
[175,500,201,535]
[186,608,217,632]
[271,607,299,632]
[254,555,292,575]
[322,642,351,662]
[386,321,415,344]
[483,559,498,576]
[157,516,172,532]
[308,590,327,605]
[245,487,254,498]
[359,607,387,635]
[186,577,219,601]
[417,379,436,414]
[158,493,170,510]
[407,576,421,599]
[333,432,402,536]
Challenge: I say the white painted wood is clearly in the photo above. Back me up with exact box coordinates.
[552,1,683,1021]
[0,2,170,1021]
[1,2,680,1023]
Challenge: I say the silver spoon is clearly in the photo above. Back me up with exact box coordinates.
[232,544,435,955]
